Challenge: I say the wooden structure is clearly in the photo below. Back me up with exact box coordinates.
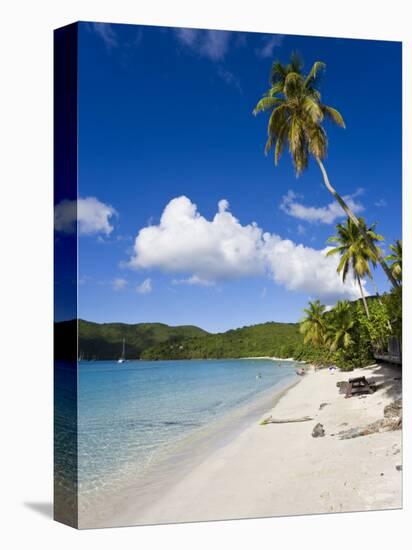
[345,376,376,398]
[373,336,402,365]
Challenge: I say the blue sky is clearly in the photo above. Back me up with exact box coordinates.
[68,22,401,332]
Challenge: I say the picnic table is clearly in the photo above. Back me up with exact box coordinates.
[344,376,376,398]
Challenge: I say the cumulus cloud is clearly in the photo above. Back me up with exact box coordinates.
[175,28,231,60]
[54,197,117,236]
[255,35,284,58]
[112,278,127,291]
[263,237,363,303]
[130,197,265,284]
[136,278,152,294]
[129,196,363,303]
[280,190,364,224]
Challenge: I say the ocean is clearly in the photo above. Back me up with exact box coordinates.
[56,358,298,521]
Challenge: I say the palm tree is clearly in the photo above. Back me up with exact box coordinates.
[386,240,402,282]
[324,300,354,352]
[326,217,383,318]
[300,300,326,346]
[253,53,399,289]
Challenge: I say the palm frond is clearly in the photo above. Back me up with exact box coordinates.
[304,61,325,88]
[274,123,288,165]
[270,60,288,85]
[264,135,273,156]
[302,95,324,123]
[284,72,304,98]
[253,97,281,116]
[322,105,346,128]
[289,51,304,74]
[308,125,327,159]
[254,53,345,176]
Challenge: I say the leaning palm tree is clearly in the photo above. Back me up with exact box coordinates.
[253,53,398,289]
[326,217,383,318]
[386,240,402,282]
[300,299,326,346]
[324,300,354,352]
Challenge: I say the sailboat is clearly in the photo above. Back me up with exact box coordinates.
[117,338,126,364]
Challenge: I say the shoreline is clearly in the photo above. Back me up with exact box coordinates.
[78,369,301,528]
[79,356,302,363]
[79,365,402,528]
[240,356,298,362]
[80,362,402,528]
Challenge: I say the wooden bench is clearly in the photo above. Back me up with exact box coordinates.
[345,376,376,398]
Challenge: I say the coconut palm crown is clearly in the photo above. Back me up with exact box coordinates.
[300,299,326,347]
[326,217,383,318]
[386,240,402,281]
[253,53,345,175]
[324,300,355,352]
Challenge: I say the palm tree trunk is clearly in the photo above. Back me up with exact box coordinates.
[356,274,370,319]
[316,158,399,289]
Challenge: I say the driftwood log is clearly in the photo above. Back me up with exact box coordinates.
[260,415,313,425]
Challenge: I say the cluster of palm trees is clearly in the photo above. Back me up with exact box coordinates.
[253,53,402,366]
[300,299,354,354]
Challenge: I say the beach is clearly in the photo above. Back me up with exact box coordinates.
[104,362,402,528]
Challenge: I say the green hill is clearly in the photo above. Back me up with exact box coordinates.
[54,294,393,364]
[54,319,307,361]
[55,319,208,360]
[78,320,209,360]
[141,321,303,360]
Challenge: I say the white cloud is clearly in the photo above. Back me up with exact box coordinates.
[112,278,127,291]
[54,197,117,236]
[375,198,387,207]
[172,275,215,287]
[130,196,266,284]
[255,35,284,58]
[136,278,152,294]
[129,196,363,303]
[91,23,118,50]
[263,237,363,303]
[175,28,231,60]
[280,190,364,225]
[216,67,241,91]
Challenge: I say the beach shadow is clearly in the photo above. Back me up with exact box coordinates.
[24,501,53,519]
[367,363,402,401]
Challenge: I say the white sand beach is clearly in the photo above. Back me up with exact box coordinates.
[84,363,402,528]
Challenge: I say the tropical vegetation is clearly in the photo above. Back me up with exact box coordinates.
[386,240,402,282]
[298,230,402,370]
[300,300,326,347]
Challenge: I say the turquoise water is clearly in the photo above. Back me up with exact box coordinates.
[75,358,297,510]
